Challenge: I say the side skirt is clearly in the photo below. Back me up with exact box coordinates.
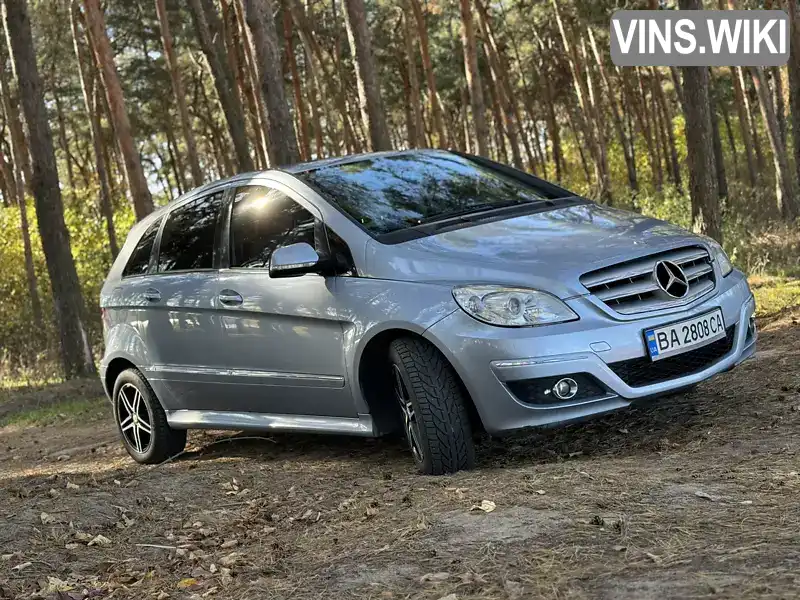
[165,410,377,437]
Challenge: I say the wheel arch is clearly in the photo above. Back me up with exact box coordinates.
[355,325,482,435]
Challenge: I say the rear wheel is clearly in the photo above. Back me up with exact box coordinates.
[388,338,475,475]
[113,369,186,464]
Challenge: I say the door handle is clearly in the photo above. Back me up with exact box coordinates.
[219,289,244,306]
[144,288,161,302]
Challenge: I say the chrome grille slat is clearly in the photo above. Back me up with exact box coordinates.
[581,246,716,315]
[595,278,661,302]
[581,247,709,288]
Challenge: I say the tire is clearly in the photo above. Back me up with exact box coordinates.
[388,337,476,475]
[112,368,187,464]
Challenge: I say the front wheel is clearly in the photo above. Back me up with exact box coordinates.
[389,338,476,475]
[113,369,187,464]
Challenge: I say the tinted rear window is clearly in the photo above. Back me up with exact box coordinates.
[297,152,553,236]
[157,191,224,272]
[122,217,162,277]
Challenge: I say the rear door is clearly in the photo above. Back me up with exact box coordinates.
[214,183,354,417]
[142,189,227,410]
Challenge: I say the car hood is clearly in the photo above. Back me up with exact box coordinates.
[364,203,708,298]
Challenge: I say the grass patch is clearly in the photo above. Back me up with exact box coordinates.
[1,396,106,427]
[749,275,800,316]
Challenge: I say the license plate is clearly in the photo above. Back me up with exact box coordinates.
[644,309,725,361]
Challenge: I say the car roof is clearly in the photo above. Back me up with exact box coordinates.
[281,148,453,174]
[155,149,453,214]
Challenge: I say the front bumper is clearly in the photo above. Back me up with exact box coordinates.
[424,272,756,434]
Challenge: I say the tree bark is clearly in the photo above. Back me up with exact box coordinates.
[155,0,203,187]
[342,0,392,151]
[737,66,766,171]
[458,0,489,157]
[679,0,721,242]
[750,65,799,220]
[4,0,96,377]
[229,0,270,169]
[552,0,609,201]
[283,8,311,160]
[474,0,523,168]
[708,69,728,199]
[402,8,425,148]
[83,0,153,220]
[588,28,636,191]
[188,0,254,171]
[243,0,300,166]
[408,0,445,147]
[70,0,117,258]
[0,71,43,331]
[652,67,681,191]
[786,0,800,195]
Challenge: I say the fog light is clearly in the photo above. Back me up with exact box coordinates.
[748,315,757,338]
[552,378,578,400]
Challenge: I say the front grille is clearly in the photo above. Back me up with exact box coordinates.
[581,247,716,314]
[609,325,735,387]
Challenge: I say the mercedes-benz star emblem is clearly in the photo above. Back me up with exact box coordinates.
[653,260,690,298]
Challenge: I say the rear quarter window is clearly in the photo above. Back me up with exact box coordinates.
[122,217,163,277]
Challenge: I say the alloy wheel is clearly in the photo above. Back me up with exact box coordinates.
[117,383,153,454]
[392,364,423,464]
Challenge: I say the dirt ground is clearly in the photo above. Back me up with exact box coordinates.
[1,308,799,600]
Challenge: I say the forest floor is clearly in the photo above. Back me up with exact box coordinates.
[1,301,799,599]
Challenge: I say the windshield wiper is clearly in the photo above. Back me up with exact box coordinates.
[415,200,547,226]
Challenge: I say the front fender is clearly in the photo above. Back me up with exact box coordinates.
[337,278,458,414]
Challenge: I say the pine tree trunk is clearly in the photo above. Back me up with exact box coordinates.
[5,0,96,377]
[164,122,185,194]
[749,65,799,221]
[83,0,153,220]
[474,2,522,169]
[708,69,728,199]
[342,0,392,151]
[652,67,682,191]
[678,0,722,242]
[729,66,757,185]
[770,66,787,148]
[289,3,326,157]
[737,66,766,171]
[283,8,311,160]
[786,0,800,195]
[53,93,77,205]
[402,9,425,148]
[155,0,203,187]
[229,0,270,169]
[408,0,445,147]
[458,0,489,157]
[720,99,740,179]
[243,0,300,166]
[552,0,609,201]
[0,88,43,330]
[188,0,254,172]
[588,28,636,191]
[70,1,117,258]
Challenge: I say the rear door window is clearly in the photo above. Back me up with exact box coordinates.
[122,216,163,277]
[229,186,316,269]
[157,191,224,272]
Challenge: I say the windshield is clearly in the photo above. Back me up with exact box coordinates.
[297,152,570,236]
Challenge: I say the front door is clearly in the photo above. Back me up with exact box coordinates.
[214,184,354,417]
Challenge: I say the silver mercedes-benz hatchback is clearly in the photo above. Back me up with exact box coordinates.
[100,150,756,474]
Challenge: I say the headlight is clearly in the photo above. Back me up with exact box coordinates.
[706,239,733,277]
[452,285,579,327]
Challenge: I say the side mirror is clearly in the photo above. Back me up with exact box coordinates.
[269,242,321,278]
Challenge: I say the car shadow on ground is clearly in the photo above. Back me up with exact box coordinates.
[175,385,722,470]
